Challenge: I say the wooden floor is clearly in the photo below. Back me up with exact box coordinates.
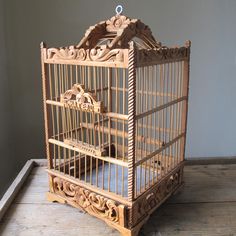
[1,164,236,236]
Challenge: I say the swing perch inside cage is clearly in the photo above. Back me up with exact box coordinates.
[41,6,191,236]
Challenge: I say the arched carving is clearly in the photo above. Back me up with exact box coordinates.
[60,83,104,113]
[77,15,159,50]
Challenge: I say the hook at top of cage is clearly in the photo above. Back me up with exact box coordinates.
[115,5,123,15]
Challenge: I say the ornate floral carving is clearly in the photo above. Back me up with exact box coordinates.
[46,46,124,63]
[60,83,104,113]
[47,46,86,60]
[52,177,120,223]
[106,15,131,32]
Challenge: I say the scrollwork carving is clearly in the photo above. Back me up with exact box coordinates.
[89,48,124,62]
[46,46,124,63]
[52,177,120,223]
[47,46,86,60]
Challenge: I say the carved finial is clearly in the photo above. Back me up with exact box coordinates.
[115,5,123,15]
[40,42,46,49]
[129,40,135,50]
[185,40,191,48]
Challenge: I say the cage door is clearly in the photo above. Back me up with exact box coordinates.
[60,83,109,157]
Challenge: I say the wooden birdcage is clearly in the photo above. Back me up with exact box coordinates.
[41,8,191,236]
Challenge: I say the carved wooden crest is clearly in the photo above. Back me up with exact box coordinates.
[77,14,160,50]
[60,84,104,113]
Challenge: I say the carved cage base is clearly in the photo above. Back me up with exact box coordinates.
[46,162,184,236]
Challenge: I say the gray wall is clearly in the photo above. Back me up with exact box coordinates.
[1,0,236,196]
[0,0,14,198]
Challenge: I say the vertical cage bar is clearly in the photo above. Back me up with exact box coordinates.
[108,68,112,192]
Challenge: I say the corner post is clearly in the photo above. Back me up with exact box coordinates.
[127,41,136,202]
[127,42,137,231]
[40,42,53,169]
[181,40,191,161]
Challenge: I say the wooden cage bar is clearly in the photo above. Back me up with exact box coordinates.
[41,13,191,236]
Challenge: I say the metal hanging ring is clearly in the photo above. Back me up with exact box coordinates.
[115,5,123,15]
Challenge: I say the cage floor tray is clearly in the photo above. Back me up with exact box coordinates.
[78,162,159,197]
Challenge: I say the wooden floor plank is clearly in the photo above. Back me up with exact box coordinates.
[141,202,236,236]
[0,204,119,236]
[14,167,50,205]
[168,164,236,204]
[1,164,236,236]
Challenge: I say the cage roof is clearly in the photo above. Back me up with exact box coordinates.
[77,14,161,50]
[42,9,190,67]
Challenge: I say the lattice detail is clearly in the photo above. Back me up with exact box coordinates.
[60,83,104,113]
